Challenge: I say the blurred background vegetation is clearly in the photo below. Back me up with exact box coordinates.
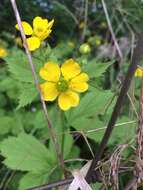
[0,0,143,46]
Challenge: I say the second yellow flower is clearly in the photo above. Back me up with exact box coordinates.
[16,16,54,51]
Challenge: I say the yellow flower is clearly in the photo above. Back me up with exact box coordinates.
[135,68,143,77]
[15,16,54,51]
[0,47,7,58]
[39,59,89,111]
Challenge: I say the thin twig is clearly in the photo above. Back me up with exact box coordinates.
[0,170,11,189]
[125,41,143,190]
[125,177,137,190]
[29,178,73,190]
[86,120,137,134]
[101,0,123,60]
[10,0,66,176]
[29,167,132,190]
[127,92,139,119]
[81,0,88,42]
[125,42,143,190]
[3,171,16,190]
[81,131,95,158]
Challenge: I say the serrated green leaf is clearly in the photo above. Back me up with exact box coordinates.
[0,116,14,135]
[0,77,19,100]
[66,89,114,125]
[0,133,53,172]
[19,172,49,190]
[83,59,113,78]
[17,83,38,109]
[5,48,34,83]
[33,111,47,130]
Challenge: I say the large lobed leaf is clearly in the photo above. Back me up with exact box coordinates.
[17,83,38,109]
[0,133,54,172]
[5,48,34,83]
[19,172,49,190]
[66,89,114,125]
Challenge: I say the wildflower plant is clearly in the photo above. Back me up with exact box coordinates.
[0,33,115,189]
[16,16,54,51]
[0,1,139,189]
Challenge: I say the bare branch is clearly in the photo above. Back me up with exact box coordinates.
[101,0,123,60]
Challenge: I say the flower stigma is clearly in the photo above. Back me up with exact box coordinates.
[57,78,69,92]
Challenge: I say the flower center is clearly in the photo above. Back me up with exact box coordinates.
[57,79,69,92]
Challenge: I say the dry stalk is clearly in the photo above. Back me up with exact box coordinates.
[125,36,143,190]
[133,74,143,186]
[101,0,123,60]
[109,144,128,190]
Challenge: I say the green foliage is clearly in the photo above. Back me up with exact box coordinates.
[83,59,113,78]
[5,49,34,83]
[17,84,38,109]
[0,1,141,189]
[0,133,55,172]
[0,116,14,135]
[4,48,41,108]
[63,134,73,159]
[91,183,102,190]
[87,116,136,144]
[19,172,49,190]
[66,89,114,125]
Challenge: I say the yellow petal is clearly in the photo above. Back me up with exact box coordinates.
[26,37,40,51]
[69,82,88,92]
[40,82,59,101]
[69,73,89,92]
[15,21,33,35]
[135,68,143,77]
[47,19,54,29]
[39,62,60,82]
[58,91,79,111]
[71,73,89,83]
[33,16,48,29]
[37,29,52,41]
[61,59,81,80]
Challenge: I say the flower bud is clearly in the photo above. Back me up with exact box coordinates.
[79,43,91,54]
